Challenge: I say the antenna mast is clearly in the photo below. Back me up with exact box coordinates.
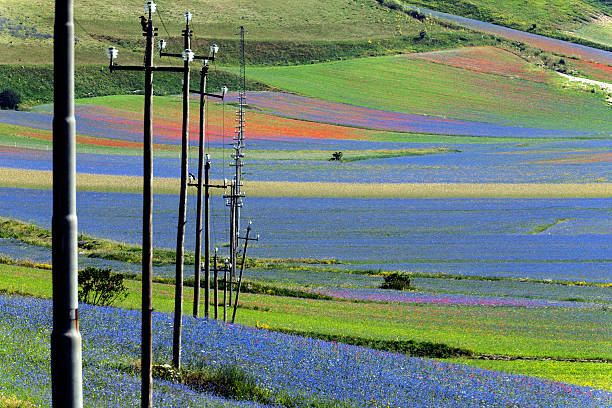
[236,25,246,239]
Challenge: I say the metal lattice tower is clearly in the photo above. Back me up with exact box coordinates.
[226,26,246,281]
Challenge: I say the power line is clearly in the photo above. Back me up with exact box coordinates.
[155,5,172,40]
[74,17,96,42]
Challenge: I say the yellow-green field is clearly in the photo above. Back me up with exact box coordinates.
[1,167,611,198]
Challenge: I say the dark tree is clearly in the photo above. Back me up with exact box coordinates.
[0,89,21,110]
[380,272,412,291]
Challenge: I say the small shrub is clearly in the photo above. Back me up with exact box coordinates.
[329,151,343,161]
[78,266,128,306]
[152,363,182,383]
[417,30,428,40]
[380,272,412,290]
[0,394,36,408]
[0,89,20,110]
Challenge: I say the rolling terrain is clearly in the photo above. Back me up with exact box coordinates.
[0,0,611,406]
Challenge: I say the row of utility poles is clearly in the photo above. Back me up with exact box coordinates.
[104,4,257,408]
[52,2,258,406]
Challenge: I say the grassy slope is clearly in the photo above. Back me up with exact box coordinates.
[391,0,612,48]
[0,0,422,42]
[573,20,612,47]
[241,52,612,131]
[0,0,482,66]
[0,262,609,390]
[2,0,610,60]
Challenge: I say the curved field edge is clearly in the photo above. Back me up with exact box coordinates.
[0,263,610,391]
[1,168,611,198]
[0,65,270,108]
[445,358,612,391]
[239,54,612,132]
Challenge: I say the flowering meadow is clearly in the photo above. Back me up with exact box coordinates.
[1,294,610,407]
[0,35,611,405]
[307,287,605,309]
[405,47,551,82]
[565,58,612,83]
[1,137,612,183]
[241,55,612,132]
[1,188,610,283]
[223,91,584,138]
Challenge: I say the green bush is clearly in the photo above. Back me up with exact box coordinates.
[380,272,412,290]
[0,89,21,110]
[78,266,128,306]
[329,151,343,161]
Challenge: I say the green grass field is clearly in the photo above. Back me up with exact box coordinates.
[445,359,612,390]
[571,15,612,47]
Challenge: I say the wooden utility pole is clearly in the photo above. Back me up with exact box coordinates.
[191,56,225,318]
[213,249,218,319]
[171,13,192,370]
[192,64,208,318]
[223,259,229,322]
[105,2,187,404]
[232,223,258,323]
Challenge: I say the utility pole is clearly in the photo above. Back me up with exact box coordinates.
[192,61,208,319]
[232,222,259,323]
[222,259,230,322]
[171,12,192,370]
[234,25,247,236]
[105,2,187,405]
[190,53,226,318]
[213,248,218,319]
[158,13,225,368]
[228,182,236,306]
[191,153,227,317]
[51,1,83,406]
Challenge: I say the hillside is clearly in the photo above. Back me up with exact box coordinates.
[0,0,487,66]
[382,0,612,49]
[1,0,611,108]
